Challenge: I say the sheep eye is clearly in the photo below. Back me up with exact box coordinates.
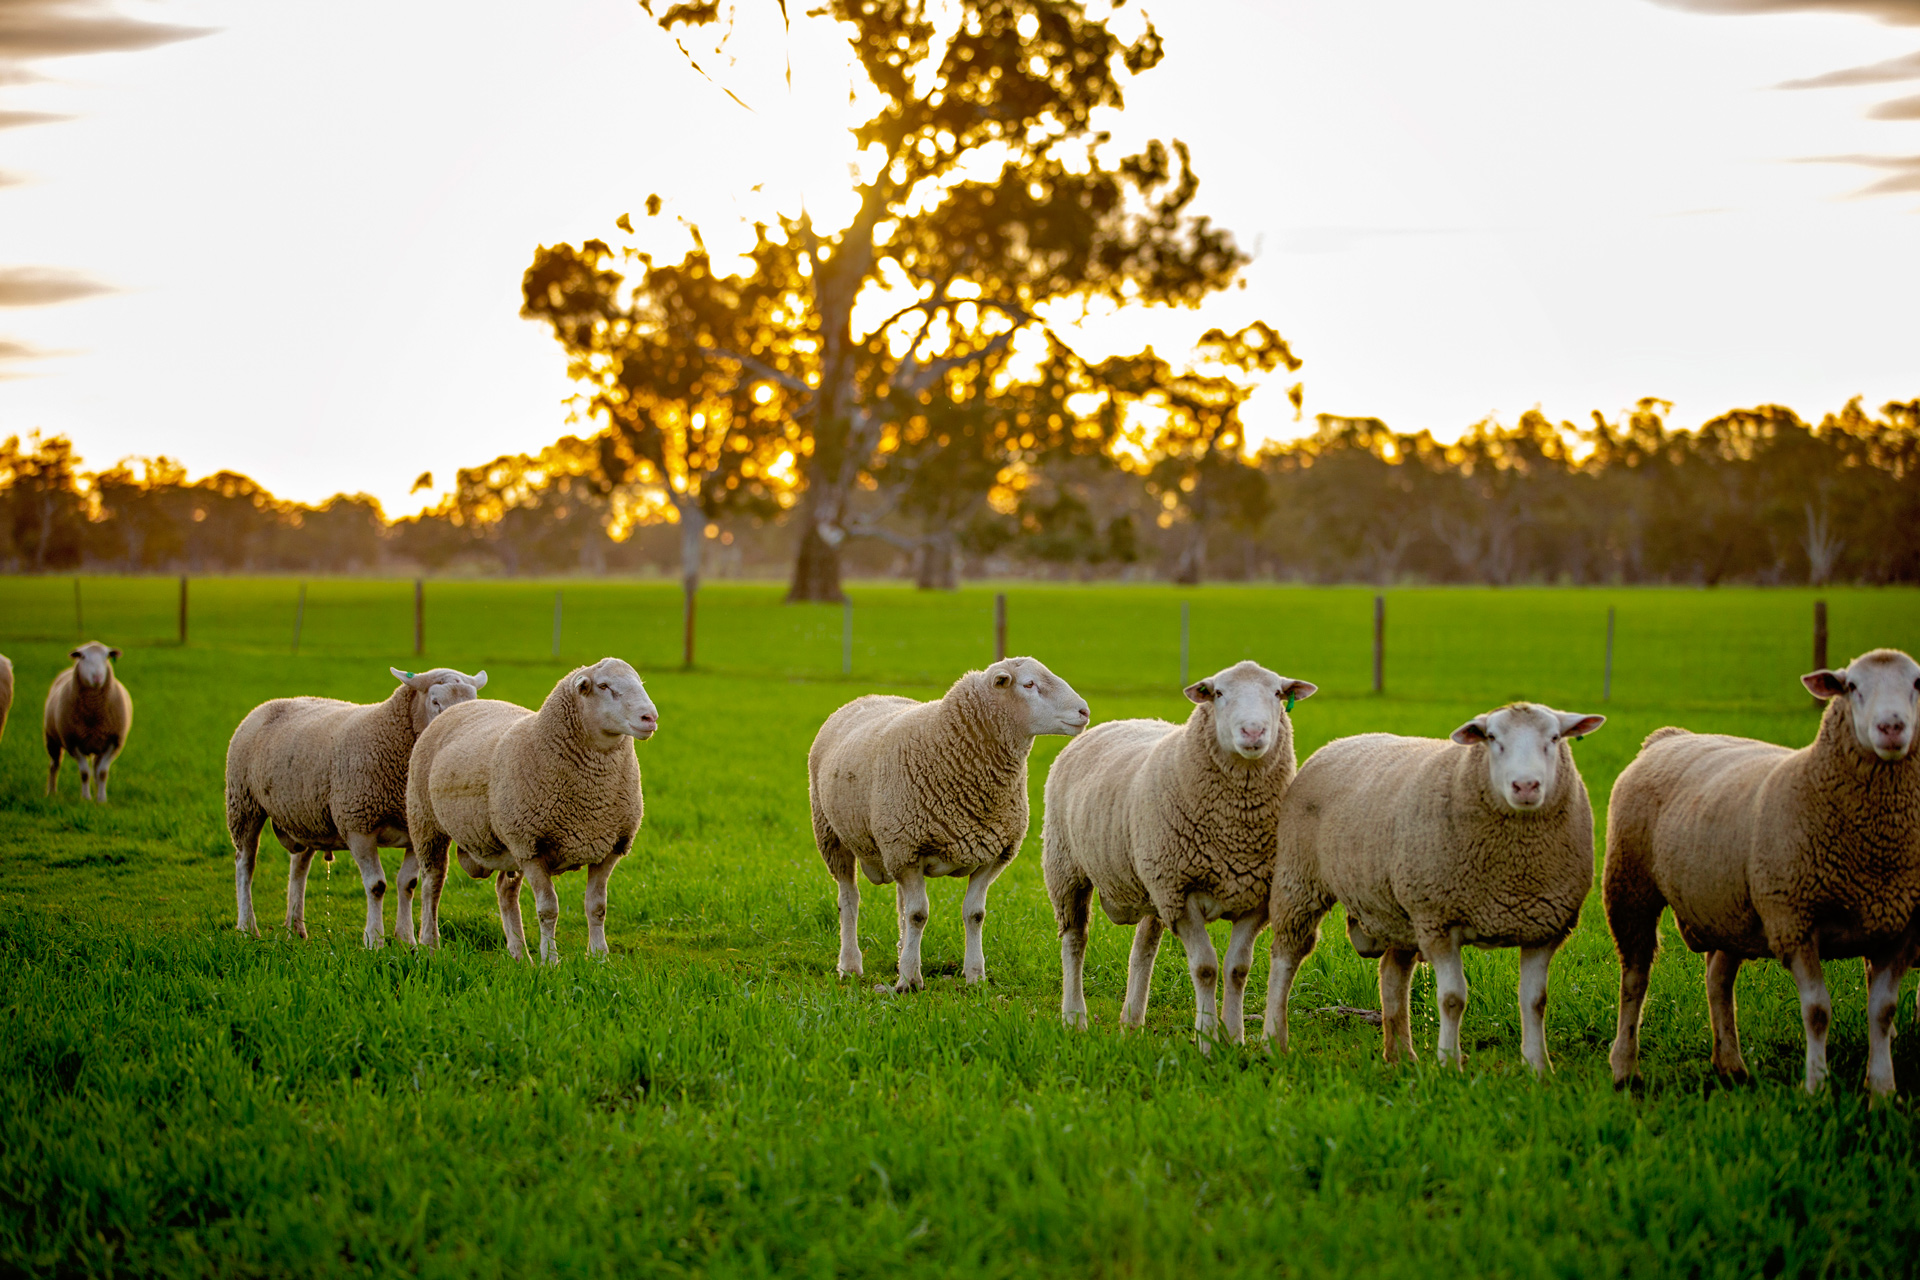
[1023,680,1035,689]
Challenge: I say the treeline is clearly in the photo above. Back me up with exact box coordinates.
[4,393,1915,585]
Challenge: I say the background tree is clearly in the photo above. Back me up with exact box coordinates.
[522,230,804,605]
[630,0,1249,601]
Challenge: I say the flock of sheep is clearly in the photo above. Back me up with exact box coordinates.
[8,633,1918,1097]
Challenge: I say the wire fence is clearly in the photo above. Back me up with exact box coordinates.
[0,575,1911,707]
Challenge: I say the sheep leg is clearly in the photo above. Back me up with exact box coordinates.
[77,755,96,803]
[1220,914,1263,1046]
[1170,901,1222,1050]
[284,848,316,940]
[523,863,563,965]
[1262,911,1321,1051]
[1054,878,1094,1029]
[417,836,451,949]
[1704,950,1749,1081]
[44,737,62,797]
[1120,917,1164,1028]
[1784,942,1831,1094]
[584,856,616,957]
[816,824,864,979]
[1864,950,1909,1099]
[1378,948,1419,1062]
[961,861,1007,984]
[393,851,419,946]
[92,742,121,804]
[343,832,388,950]
[1425,929,1469,1067]
[230,809,265,936]
[494,869,528,960]
[888,867,930,993]
[1517,943,1557,1076]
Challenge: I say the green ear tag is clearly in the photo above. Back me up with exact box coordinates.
[1285,692,1296,712]
[402,670,415,678]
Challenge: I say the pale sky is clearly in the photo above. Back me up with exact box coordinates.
[1,0,1916,517]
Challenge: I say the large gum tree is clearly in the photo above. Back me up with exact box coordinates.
[601,0,1252,601]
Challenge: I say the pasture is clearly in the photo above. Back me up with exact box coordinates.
[1,577,1917,1278]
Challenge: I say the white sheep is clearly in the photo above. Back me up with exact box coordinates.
[1043,661,1317,1044]
[226,667,487,947]
[1605,648,1920,1096]
[44,641,133,803]
[810,656,1089,992]
[1265,702,1604,1073]
[410,658,657,963]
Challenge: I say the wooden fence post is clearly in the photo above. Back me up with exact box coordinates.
[994,592,1007,662]
[1603,606,1615,702]
[1180,599,1190,688]
[1372,595,1385,694]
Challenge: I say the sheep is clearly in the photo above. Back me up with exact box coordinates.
[1604,648,1920,1097]
[227,667,488,948]
[810,656,1089,993]
[44,641,134,803]
[1043,660,1317,1045]
[0,652,12,741]
[411,658,657,963]
[1264,702,1605,1073]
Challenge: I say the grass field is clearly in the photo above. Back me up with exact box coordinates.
[2,578,1917,1278]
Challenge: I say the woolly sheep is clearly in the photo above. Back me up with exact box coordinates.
[1265,702,1604,1072]
[410,658,657,963]
[226,667,488,947]
[810,656,1089,993]
[44,641,134,803]
[0,652,12,741]
[1605,648,1920,1097]
[1043,661,1317,1044]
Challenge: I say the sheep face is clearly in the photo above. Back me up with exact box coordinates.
[1804,648,1920,762]
[1451,703,1604,812]
[988,656,1089,737]
[392,667,489,732]
[574,658,658,745]
[1184,660,1317,761]
[67,641,120,690]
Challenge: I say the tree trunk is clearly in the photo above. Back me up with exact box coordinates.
[913,531,958,590]
[786,516,846,603]
[1172,526,1205,586]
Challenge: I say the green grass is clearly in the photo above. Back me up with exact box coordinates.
[1,578,1918,1277]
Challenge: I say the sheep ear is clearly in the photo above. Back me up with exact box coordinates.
[577,675,593,695]
[1183,681,1213,705]
[107,648,121,660]
[1450,718,1490,745]
[1802,669,1847,700]
[1557,712,1605,739]
[69,649,82,660]
[992,671,1011,688]
[391,667,413,685]
[1280,679,1317,704]
[471,670,487,690]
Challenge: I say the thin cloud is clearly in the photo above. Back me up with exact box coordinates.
[0,1,211,67]
[1868,90,1920,114]
[1779,48,1920,85]
[1651,0,1920,21]
[1799,152,1920,194]
[0,108,68,128]
[0,266,112,306]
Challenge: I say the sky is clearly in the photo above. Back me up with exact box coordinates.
[1,0,1916,517]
